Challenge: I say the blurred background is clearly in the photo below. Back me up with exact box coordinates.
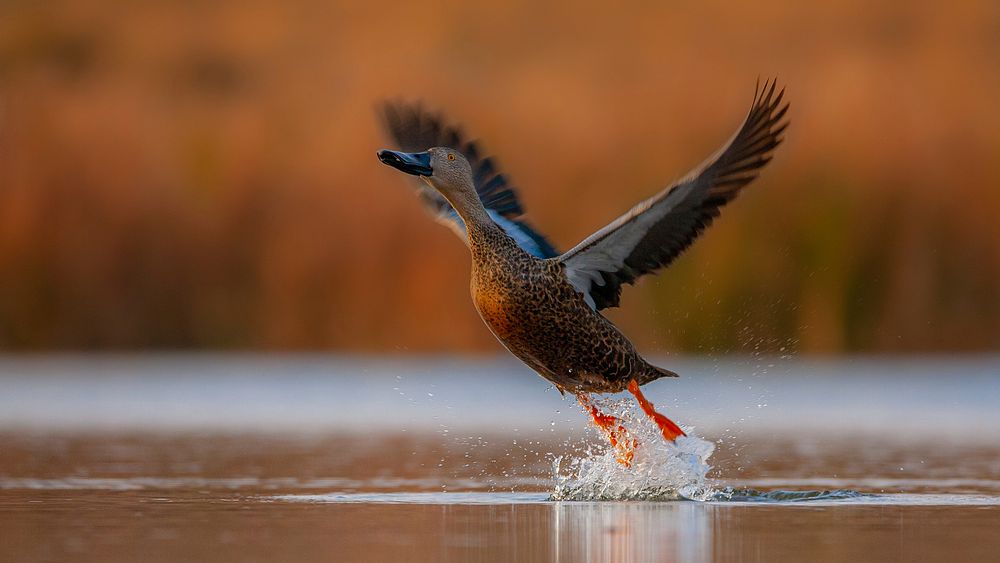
[2,6,1000,559]
[1,0,998,355]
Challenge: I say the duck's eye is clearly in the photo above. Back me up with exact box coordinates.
[447,153,456,161]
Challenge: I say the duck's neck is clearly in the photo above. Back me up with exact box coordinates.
[438,182,498,244]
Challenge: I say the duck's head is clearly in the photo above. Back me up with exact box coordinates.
[378,147,474,200]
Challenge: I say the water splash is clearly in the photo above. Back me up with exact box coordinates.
[550,395,717,501]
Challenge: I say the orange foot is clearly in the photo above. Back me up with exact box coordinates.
[577,394,637,467]
[627,379,686,442]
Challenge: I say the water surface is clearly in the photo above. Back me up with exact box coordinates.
[0,355,998,562]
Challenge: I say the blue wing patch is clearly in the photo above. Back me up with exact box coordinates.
[490,212,559,259]
[440,209,558,259]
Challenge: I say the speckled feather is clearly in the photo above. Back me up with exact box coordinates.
[466,221,673,393]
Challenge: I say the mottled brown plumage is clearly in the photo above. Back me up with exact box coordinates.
[465,210,671,394]
[377,80,789,452]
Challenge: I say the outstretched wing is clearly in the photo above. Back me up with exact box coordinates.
[379,102,559,259]
[560,79,789,310]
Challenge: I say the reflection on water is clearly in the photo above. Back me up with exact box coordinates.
[0,355,998,561]
[554,501,711,562]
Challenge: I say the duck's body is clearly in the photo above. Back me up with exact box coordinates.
[377,80,788,460]
[467,220,668,393]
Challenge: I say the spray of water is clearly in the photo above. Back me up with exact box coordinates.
[550,395,717,501]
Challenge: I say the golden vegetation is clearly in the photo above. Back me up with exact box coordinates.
[0,0,998,353]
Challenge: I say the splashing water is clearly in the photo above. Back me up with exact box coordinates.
[551,395,717,501]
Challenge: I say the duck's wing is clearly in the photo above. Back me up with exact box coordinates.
[560,80,789,310]
[379,102,559,259]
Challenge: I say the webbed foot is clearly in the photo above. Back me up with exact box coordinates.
[577,393,637,467]
[627,379,686,442]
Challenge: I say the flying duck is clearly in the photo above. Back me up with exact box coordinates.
[377,80,788,465]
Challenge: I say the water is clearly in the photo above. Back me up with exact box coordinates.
[0,355,998,562]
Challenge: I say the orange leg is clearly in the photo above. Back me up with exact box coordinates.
[577,393,637,467]
[627,379,686,442]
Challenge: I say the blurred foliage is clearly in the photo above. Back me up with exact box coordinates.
[0,0,998,353]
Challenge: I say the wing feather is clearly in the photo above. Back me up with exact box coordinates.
[380,102,558,259]
[560,79,790,309]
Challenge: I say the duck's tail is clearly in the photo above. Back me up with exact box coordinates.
[637,362,679,385]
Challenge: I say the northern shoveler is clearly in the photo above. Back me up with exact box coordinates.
[377,80,788,465]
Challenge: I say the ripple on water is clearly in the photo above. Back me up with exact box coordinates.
[712,488,865,502]
[270,491,1000,506]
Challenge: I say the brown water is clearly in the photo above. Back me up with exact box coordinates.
[0,356,998,562]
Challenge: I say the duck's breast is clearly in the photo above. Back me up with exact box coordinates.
[473,280,516,340]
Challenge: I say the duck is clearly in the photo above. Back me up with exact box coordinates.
[377,80,788,465]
